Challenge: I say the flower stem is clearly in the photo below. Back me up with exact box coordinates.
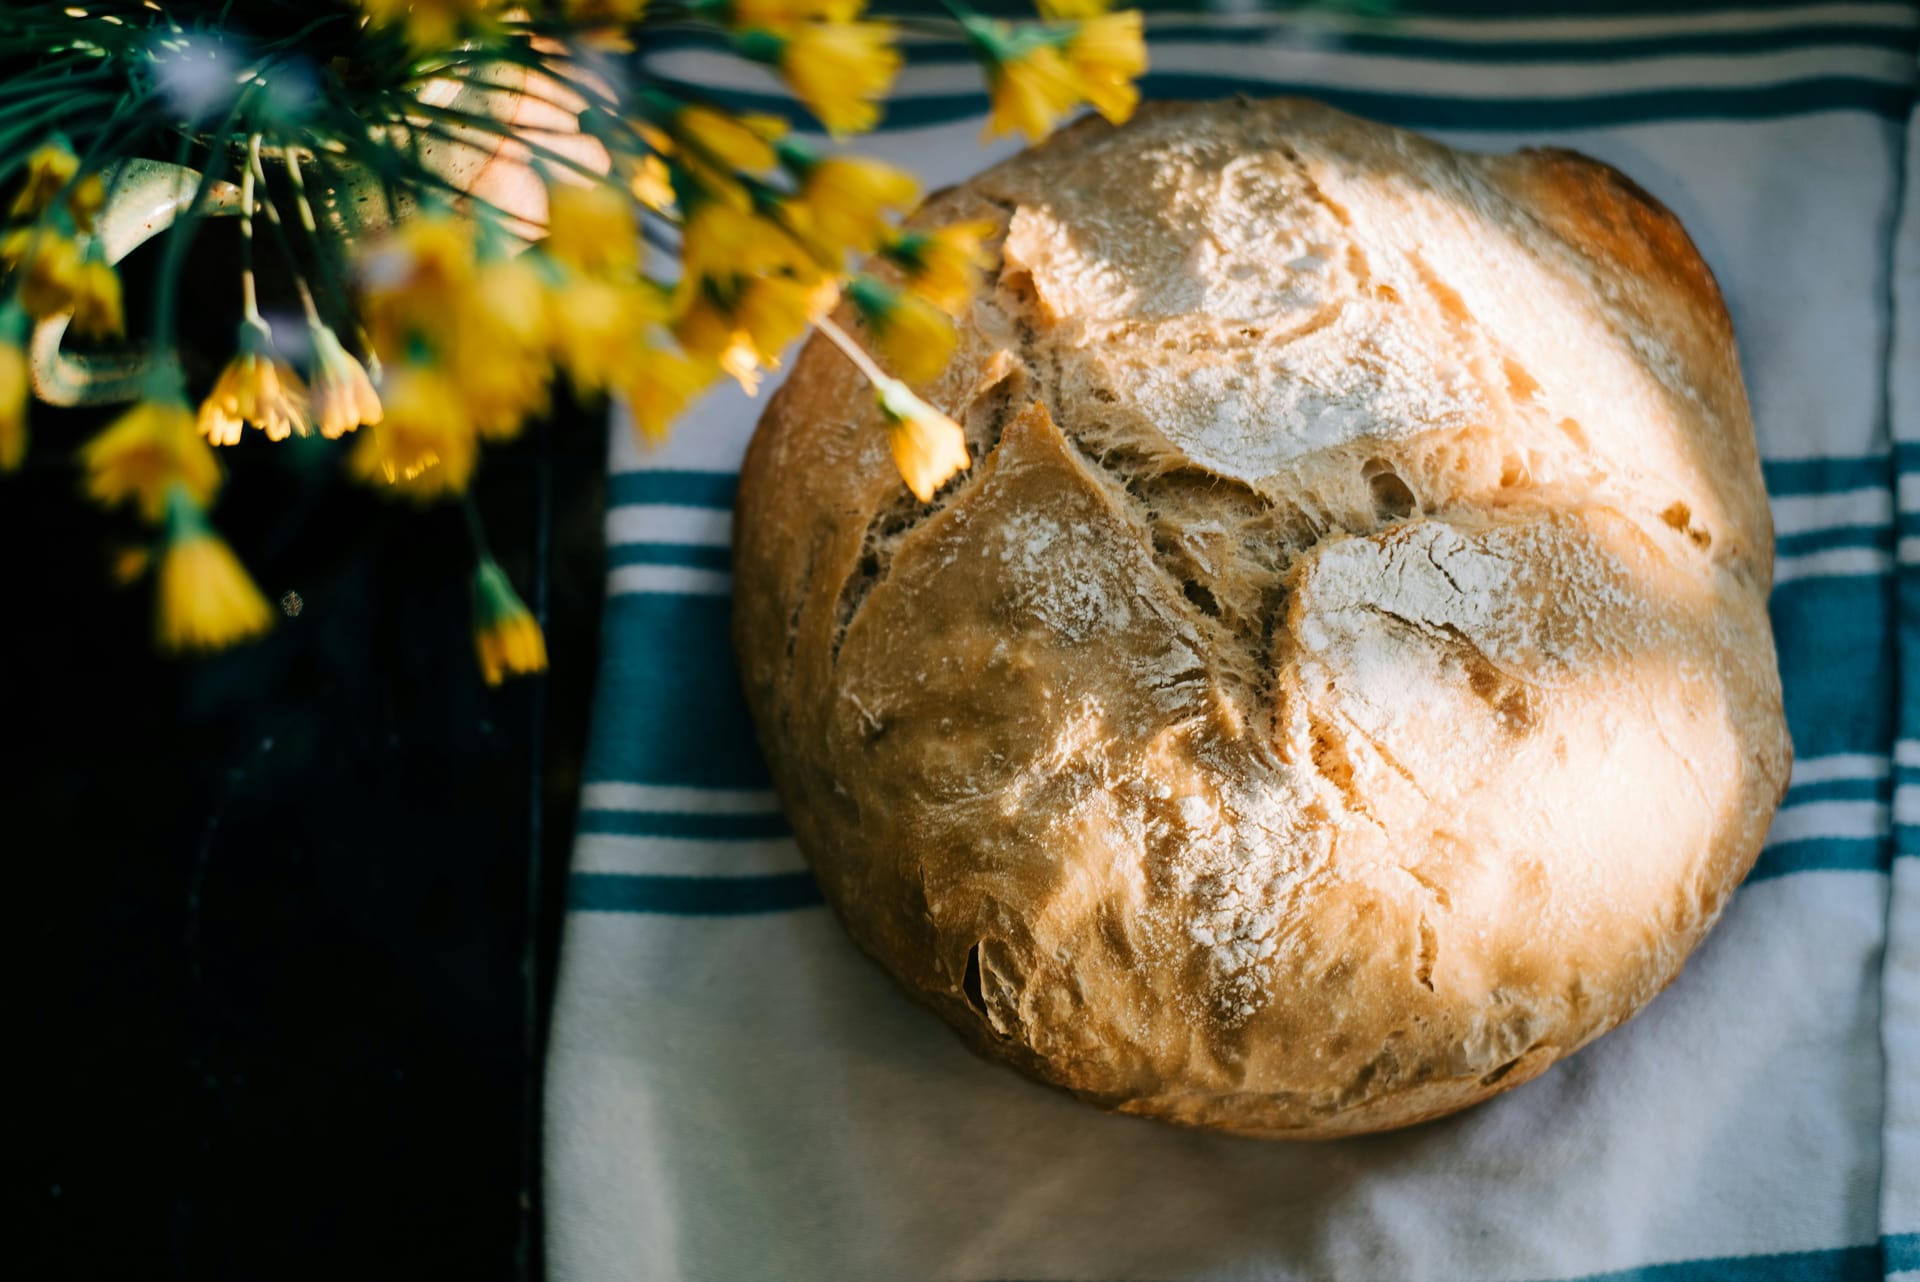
[151,80,261,351]
[461,492,494,561]
[239,133,261,322]
[815,315,891,390]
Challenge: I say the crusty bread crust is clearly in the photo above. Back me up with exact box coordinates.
[731,99,1790,1138]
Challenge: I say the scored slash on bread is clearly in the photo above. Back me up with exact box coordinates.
[731,98,1791,1138]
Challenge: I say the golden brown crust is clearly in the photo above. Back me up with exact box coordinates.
[732,99,1790,1138]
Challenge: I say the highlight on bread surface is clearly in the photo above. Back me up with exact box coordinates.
[731,98,1792,1138]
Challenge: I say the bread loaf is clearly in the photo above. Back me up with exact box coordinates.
[731,98,1791,1138]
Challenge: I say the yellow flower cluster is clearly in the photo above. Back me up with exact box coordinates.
[0,141,126,469]
[970,10,1148,141]
[725,1,902,137]
[0,141,120,324]
[194,312,380,450]
[355,0,504,52]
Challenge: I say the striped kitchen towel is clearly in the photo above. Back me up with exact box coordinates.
[546,3,1920,1279]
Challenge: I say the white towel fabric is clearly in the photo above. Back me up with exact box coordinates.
[547,5,1920,1279]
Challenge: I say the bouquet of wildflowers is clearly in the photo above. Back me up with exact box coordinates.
[0,0,1146,680]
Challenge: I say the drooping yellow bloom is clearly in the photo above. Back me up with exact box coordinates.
[543,180,639,275]
[1038,0,1111,18]
[676,106,785,174]
[773,22,901,137]
[883,219,997,314]
[8,140,79,222]
[68,254,124,341]
[549,274,646,393]
[1063,10,1147,124]
[784,151,917,257]
[0,329,26,472]
[349,363,477,499]
[730,0,865,30]
[849,276,956,384]
[673,294,765,394]
[84,391,222,522]
[678,200,808,288]
[156,496,273,654]
[200,336,310,445]
[877,377,970,502]
[66,171,106,234]
[309,323,383,440]
[357,214,478,357]
[630,154,675,211]
[985,41,1085,141]
[564,0,648,23]
[355,0,500,52]
[620,346,719,442]
[1,229,83,319]
[732,273,838,365]
[458,253,553,437]
[472,558,548,686]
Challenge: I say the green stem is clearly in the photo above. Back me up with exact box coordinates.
[239,133,260,322]
[151,80,260,351]
[248,147,349,337]
[462,492,494,562]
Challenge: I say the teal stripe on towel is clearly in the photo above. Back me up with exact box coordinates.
[569,871,824,914]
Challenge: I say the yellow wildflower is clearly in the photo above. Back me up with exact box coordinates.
[1038,0,1111,17]
[8,140,79,222]
[0,319,26,472]
[1063,10,1146,124]
[543,180,638,275]
[676,106,785,174]
[549,274,646,393]
[673,295,764,394]
[985,41,1084,141]
[68,254,125,341]
[733,273,838,365]
[1,229,83,319]
[848,276,955,384]
[770,22,901,137]
[358,214,478,356]
[200,321,310,444]
[156,494,272,654]
[678,200,808,288]
[883,219,996,314]
[459,254,553,437]
[784,151,917,257]
[350,363,477,499]
[877,377,969,502]
[472,558,548,686]
[564,0,648,22]
[630,154,675,211]
[67,171,106,234]
[620,346,718,442]
[355,0,499,52]
[83,388,222,522]
[309,323,383,440]
[730,0,864,30]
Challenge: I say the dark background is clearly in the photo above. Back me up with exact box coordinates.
[12,230,605,1280]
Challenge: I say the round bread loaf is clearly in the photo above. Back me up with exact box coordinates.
[731,99,1791,1138]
